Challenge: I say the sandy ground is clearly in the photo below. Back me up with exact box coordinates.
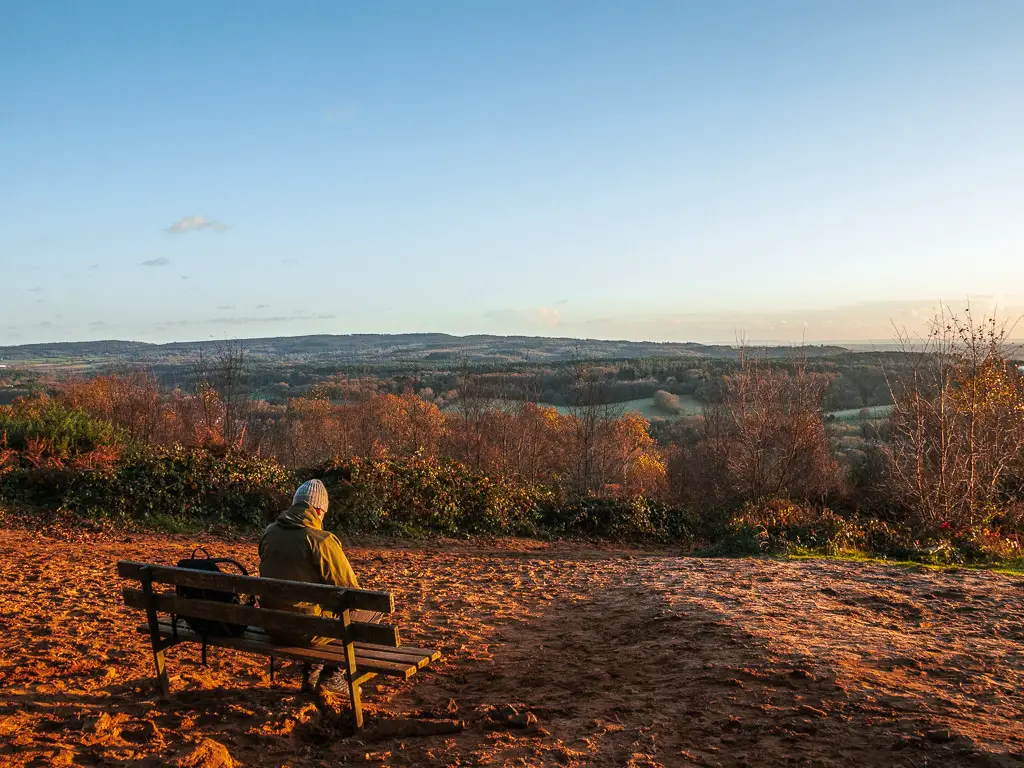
[2,528,1024,767]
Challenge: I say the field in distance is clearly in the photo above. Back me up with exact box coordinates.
[447,397,893,422]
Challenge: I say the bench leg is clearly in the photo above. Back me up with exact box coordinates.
[152,645,170,697]
[347,676,364,729]
[338,610,365,728]
[140,566,170,697]
[268,656,275,683]
[301,663,312,693]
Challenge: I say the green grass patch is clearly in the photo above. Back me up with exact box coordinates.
[783,550,1024,576]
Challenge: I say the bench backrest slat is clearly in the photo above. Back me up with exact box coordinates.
[117,560,393,614]
[122,588,400,646]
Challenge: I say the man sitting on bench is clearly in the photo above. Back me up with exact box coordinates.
[259,479,379,660]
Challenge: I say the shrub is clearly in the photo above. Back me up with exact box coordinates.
[314,456,550,537]
[0,397,119,455]
[728,500,848,554]
[702,522,765,556]
[60,446,294,529]
[0,466,76,507]
[540,495,690,544]
[311,456,688,543]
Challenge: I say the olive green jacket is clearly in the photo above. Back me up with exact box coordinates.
[258,502,359,642]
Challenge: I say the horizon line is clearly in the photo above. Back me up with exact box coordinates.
[0,330,963,352]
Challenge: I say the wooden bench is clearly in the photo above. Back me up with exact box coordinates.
[117,560,440,728]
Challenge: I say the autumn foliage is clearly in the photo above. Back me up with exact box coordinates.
[0,372,674,541]
[3,309,1024,563]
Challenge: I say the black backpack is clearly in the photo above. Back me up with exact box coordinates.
[175,547,255,638]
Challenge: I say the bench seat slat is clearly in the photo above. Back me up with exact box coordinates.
[118,560,394,614]
[348,646,438,669]
[138,621,352,665]
[237,625,433,660]
[239,627,437,667]
[140,620,427,679]
[123,588,400,645]
[354,642,440,661]
[136,621,359,664]
[354,657,418,677]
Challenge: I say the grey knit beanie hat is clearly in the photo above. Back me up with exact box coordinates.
[293,479,329,514]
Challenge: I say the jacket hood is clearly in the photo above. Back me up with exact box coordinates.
[275,502,323,530]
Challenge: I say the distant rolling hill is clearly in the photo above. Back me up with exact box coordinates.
[0,333,849,367]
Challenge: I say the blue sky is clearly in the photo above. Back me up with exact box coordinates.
[2,1,1023,345]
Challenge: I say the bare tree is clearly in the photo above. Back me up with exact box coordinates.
[885,306,1024,531]
[190,345,251,447]
[566,363,624,495]
[697,348,839,506]
[216,345,251,447]
[450,358,495,471]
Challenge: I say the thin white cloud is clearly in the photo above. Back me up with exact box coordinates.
[141,257,170,267]
[166,216,228,234]
[537,307,561,327]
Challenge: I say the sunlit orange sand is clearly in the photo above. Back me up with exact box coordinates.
[2,527,1023,767]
